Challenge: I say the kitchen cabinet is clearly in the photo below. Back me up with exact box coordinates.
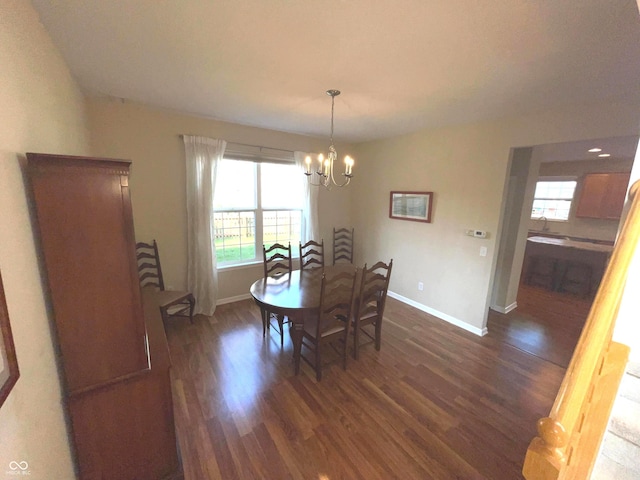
[576,172,631,219]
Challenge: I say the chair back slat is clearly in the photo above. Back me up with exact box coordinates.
[135,240,165,290]
[263,243,292,278]
[333,227,354,264]
[139,271,161,288]
[300,239,324,271]
[356,260,393,322]
[317,270,358,338]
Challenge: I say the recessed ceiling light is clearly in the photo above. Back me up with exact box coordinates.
[588,148,602,153]
[598,153,611,158]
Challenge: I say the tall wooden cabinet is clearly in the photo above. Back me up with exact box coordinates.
[26,153,182,480]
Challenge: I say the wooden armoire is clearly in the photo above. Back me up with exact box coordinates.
[26,153,182,480]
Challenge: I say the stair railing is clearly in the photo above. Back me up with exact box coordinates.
[522,179,639,479]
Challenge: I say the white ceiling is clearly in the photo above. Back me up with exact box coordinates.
[31,0,640,143]
[537,136,639,163]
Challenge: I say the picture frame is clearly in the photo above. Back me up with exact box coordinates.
[389,191,434,223]
[0,269,19,408]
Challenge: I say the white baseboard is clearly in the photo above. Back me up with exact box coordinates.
[490,302,518,314]
[387,290,488,337]
[217,293,252,305]
[219,291,488,337]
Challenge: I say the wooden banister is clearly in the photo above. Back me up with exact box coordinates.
[523,179,639,479]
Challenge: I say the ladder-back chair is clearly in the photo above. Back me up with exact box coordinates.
[299,268,358,381]
[299,239,324,271]
[136,240,195,323]
[352,259,393,359]
[262,243,292,346]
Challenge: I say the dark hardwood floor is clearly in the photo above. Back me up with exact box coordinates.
[165,291,576,479]
[488,283,592,368]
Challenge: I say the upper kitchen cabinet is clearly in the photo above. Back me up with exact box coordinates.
[576,172,631,220]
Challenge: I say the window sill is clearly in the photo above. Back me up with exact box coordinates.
[217,261,263,272]
[217,258,301,273]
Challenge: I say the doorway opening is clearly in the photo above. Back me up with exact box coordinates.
[489,136,638,367]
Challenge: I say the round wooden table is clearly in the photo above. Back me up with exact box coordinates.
[249,265,356,374]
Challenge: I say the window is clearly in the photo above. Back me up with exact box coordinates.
[213,158,303,266]
[531,180,577,221]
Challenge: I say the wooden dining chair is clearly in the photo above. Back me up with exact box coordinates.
[299,239,324,271]
[136,240,195,323]
[333,227,354,264]
[299,268,358,381]
[262,243,292,346]
[352,259,393,359]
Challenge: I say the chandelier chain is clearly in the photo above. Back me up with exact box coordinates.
[330,94,335,146]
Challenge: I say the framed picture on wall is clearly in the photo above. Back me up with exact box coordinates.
[0,269,19,408]
[389,191,434,223]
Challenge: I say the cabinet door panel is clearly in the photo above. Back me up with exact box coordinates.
[576,173,630,220]
[576,174,608,218]
[28,154,148,393]
[601,173,630,219]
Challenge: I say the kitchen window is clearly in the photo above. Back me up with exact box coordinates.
[213,158,303,266]
[530,179,577,221]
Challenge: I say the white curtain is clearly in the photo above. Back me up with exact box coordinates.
[295,151,320,243]
[183,135,226,316]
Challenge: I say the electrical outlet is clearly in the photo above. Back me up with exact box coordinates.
[418,281,424,291]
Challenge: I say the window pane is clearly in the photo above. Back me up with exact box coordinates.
[531,180,576,221]
[531,199,572,221]
[261,163,303,209]
[263,210,301,255]
[534,181,577,200]
[214,160,256,210]
[214,211,256,263]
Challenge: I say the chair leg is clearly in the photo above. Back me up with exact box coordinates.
[160,306,169,324]
[353,322,360,360]
[188,295,195,324]
[277,314,284,348]
[375,319,382,351]
[343,334,348,371]
[315,341,322,381]
[261,308,267,337]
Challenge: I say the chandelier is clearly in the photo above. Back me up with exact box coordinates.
[304,89,354,189]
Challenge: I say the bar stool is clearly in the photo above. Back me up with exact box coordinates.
[558,262,593,298]
[525,255,558,290]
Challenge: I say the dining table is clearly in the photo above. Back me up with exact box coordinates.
[249,264,357,375]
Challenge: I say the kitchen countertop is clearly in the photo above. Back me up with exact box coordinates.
[527,235,614,254]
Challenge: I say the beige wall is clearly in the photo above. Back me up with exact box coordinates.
[352,102,640,333]
[87,99,352,300]
[0,1,89,477]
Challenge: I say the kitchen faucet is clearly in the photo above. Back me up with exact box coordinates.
[538,216,550,232]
